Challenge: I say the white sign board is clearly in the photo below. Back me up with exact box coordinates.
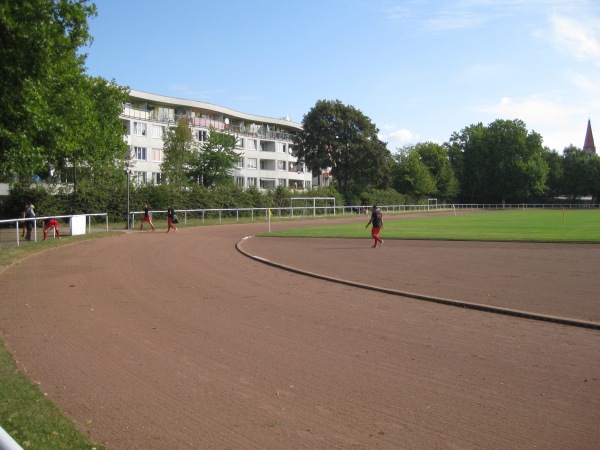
[70,215,86,236]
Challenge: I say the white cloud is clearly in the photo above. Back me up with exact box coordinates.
[566,72,600,94]
[548,15,600,65]
[478,95,580,126]
[476,95,592,150]
[379,126,420,149]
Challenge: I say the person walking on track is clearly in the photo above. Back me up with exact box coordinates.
[140,203,155,231]
[166,204,177,233]
[365,205,384,248]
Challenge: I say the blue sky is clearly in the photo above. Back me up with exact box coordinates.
[85,0,600,153]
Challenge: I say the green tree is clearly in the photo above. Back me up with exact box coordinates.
[293,100,390,201]
[561,145,598,200]
[448,123,487,202]
[413,142,459,200]
[393,146,436,198]
[541,147,564,198]
[449,119,548,204]
[186,128,240,187]
[161,117,196,189]
[0,0,127,183]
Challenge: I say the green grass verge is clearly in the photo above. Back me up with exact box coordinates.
[0,341,104,450]
[261,209,600,242]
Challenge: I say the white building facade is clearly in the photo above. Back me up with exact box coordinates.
[122,90,313,190]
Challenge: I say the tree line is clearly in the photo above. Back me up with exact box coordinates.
[293,100,600,206]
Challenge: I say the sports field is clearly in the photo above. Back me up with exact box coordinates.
[1,212,599,449]
[264,209,600,242]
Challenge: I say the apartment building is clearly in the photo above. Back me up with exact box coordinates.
[122,89,313,190]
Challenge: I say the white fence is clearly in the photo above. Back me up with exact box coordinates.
[0,213,109,248]
[131,203,597,226]
[2,203,595,248]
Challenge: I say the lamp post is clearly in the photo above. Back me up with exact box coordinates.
[125,168,132,229]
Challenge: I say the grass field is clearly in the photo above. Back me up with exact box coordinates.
[263,209,600,243]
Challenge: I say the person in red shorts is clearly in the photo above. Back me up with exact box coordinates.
[365,204,384,248]
[166,204,177,233]
[140,203,155,231]
[43,218,60,240]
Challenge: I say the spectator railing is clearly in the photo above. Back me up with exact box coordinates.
[131,203,597,226]
[0,213,109,248]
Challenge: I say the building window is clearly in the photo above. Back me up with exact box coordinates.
[152,148,163,162]
[133,122,147,136]
[197,130,208,142]
[152,172,162,184]
[234,176,244,186]
[158,107,174,122]
[151,125,164,139]
[305,180,311,189]
[247,158,257,169]
[278,178,286,187]
[260,178,276,189]
[237,157,244,168]
[277,160,286,171]
[133,171,147,185]
[247,177,257,187]
[248,139,257,151]
[237,138,245,148]
[135,147,147,161]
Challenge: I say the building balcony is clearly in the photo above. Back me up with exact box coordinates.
[121,106,297,142]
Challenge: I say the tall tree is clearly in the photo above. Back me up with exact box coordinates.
[1,0,127,182]
[448,123,488,202]
[161,117,196,189]
[561,145,598,200]
[186,128,239,187]
[449,119,548,204]
[392,146,436,198]
[541,147,564,198]
[0,0,123,181]
[412,142,459,200]
[293,100,390,200]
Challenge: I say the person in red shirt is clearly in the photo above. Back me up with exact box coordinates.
[43,218,60,240]
[365,205,384,248]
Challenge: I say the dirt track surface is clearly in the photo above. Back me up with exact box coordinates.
[1,217,599,449]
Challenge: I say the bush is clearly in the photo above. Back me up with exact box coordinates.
[1,181,350,222]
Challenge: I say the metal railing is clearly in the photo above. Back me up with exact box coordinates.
[0,213,109,248]
[121,106,297,142]
[130,203,597,226]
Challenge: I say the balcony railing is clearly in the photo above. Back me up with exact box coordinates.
[122,106,296,142]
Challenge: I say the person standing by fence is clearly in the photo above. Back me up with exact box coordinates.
[43,218,61,240]
[166,204,177,233]
[20,204,28,238]
[140,203,155,231]
[365,204,384,248]
[24,204,35,241]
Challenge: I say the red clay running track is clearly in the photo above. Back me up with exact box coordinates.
[1,216,599,449]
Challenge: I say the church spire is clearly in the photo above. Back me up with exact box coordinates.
[583,119,596,155]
